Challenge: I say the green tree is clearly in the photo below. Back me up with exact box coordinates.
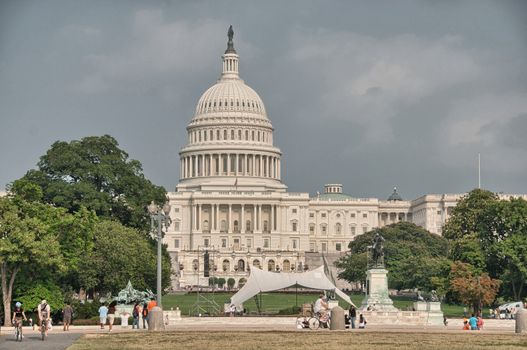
[0,196,63,325]
[227,278,236,290]
[336,222,451,291]
[80,220,171,295]
[15,282,64,313]
[217,278,226,289]
[16,135,166,230]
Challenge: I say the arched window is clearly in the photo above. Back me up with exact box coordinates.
[233,220,239,233]
[231,130,234,140]
[238,130,241,140]
[335,223,342,235]
[267,260,275,271]
[238,260,245,272]
[220,220,227,232]
[216,130,220,140]
[222,259,230,272]
[263,220,269,233]
[246,220,252,232]
[203,220,209,231]
[283,260,291,271]
[253,259,261,268]
[224,130,227,140]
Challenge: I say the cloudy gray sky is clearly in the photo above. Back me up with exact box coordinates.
[1,0,526,199]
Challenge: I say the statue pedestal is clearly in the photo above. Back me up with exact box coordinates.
[148,306,165,331]
[361,268,396,312]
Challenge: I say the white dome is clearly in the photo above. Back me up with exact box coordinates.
[194,79,267,118]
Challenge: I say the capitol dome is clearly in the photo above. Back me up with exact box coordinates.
[177,26,285,192]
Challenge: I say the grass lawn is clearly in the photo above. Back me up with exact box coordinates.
[68,331,527,350]
[162,293,465,318]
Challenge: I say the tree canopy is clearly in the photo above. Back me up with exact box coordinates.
[13,135,167,230]
[336,222,451,291]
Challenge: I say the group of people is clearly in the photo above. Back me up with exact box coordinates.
[463,314,484,330]
[98,298,157,331]
[11,299,54,338]
[347,306,367,329]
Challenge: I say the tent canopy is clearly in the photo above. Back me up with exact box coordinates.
[230,265,355,308]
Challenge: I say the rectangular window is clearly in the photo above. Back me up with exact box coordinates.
[204,238,209,247]
[350,226,356,235]
[321,213,327,218]
[310,243,315,252]
[292,239,297,249]
[292,208,297,214]
[292,222,297,232]
[174,239,179,248]
[363,213,367,218]
[246,238,252,248]
[174,207,180,213]
[362,226,368,234]
[350,213,356,218]
[221,238,227,248]
[437,210,441,215]
[322,242,327,252]
[309,212,314,218]
[336,243,341,251]
[263,238,269,248]
[175,222,180,231]
[309,225,315,234]
[321,225,327,234]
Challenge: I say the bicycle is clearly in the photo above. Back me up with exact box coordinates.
[13,318,23,342]
[308,311,331,330]
[40,318,49,341]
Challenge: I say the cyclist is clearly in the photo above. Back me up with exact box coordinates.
[12,302,27,338]
[38,299,51,338]
[313,294,330,327]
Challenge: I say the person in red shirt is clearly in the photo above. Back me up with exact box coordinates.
[147,298,157,312]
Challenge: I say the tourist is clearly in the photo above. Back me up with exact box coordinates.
[229,303,236,317]
[38,299,51,338]
[107,301,117,332]
[62,302,73,331]
[314,294,328,316]
[477,315,484,330]
[98,302,108,330]
[142,303,149,329]
[349,306,357,329]
[463,306,467,318]
[358,314,367,329]
[462,317,469,330]
[132,302,140,329]
[469,313,478,330]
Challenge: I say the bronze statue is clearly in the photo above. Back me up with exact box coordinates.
[225,25,236,54]
[371,232,385,267]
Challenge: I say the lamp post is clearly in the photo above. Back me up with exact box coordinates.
[147,201,172,308]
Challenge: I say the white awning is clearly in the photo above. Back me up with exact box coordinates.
[230,265,355,307]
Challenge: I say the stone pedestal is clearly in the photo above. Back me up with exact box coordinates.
[361,268,396,311]
[516,308,527,334]
[413,301,428,311]
[148,306,165,331]
[330,306,345,330]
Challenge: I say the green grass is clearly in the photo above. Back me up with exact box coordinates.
[162,292,465,318]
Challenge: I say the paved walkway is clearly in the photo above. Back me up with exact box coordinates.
[0,317,517,349]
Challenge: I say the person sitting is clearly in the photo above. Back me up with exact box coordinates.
[313,294,329,327]
[12,302,27,338]
[358,314,367,329]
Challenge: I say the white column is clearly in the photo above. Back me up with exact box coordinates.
[228,204,232,233]
[241,204,245,234]
[219,154,224,175]
[193,205,197,230]
[278,159,281,180]
[271,205,274,232]
[235,153,239,176]
[258,205,262,231]
[253,205,257,232]
[197,204,201,230]
[215,204,219,231]
[227,154,231,176]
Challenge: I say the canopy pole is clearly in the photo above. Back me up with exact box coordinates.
[295,284,298,307]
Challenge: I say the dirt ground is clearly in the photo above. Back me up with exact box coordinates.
[67,330,527,350]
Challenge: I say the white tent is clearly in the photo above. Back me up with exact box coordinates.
[230,265,355,308]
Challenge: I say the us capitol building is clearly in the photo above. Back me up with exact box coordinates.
[164,29,526,290]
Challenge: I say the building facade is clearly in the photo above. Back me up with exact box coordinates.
[164,32,527,290]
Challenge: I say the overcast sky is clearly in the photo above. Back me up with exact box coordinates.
[1,0,526,199]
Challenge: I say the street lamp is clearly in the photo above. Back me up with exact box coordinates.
[147,200,172,308]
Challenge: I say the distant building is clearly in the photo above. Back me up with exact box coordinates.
[159,30,526,289]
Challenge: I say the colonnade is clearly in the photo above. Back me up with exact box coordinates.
[180,153,281,180]
[191,203,278,234]
[378,212,411,226]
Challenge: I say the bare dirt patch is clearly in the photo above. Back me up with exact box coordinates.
[67,330,527,350]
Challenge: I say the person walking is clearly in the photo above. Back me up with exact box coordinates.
[98,303,108,330]
[142,303,149,329]
[349,306,357,329]
[132,302,140,329]
[107,301,117,332]
[62,302,73,331]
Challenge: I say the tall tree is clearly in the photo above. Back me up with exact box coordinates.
[449,262,501,315]
[336,222,451,291]
[0,196,63,325]
[79,220,171,295]
[16,135,166,230]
